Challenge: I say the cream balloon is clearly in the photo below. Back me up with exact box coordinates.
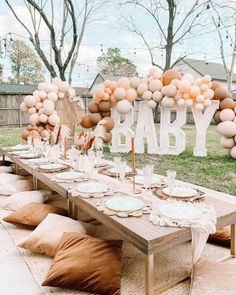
[177,99,185,106]
[39,114,48,123]
[116,100,132,114]
[217,121,236,137]
[186,98,193,106]
[142,90,152,101]
[24,95,36,108]
[20,102,28,112]
[43,103,54,116]
[48,114,60,126]
[47,91,58,102]
[161,96,175,108]
[152,91,162,102]
[148,79,163,92]
[114,87,126,100]
[220,109,235,121]
[137,83,148,96]
[35,102,43,110]
[203,89,214,99]
[161,85,177,97]
[190,85,201,97]
[195,103,204,111]
[230,146,236,159]
[39,91,47,99]
[29,113,39,125]
[203,99,211,107]
[58,92,65,99]
[178,79,191,92]
[28,107,36,114]
[182,73,194,84]
[220,136,235,149]
[147,100,157,109]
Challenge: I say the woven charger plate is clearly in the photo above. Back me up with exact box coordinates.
[98,166,137,178]
[37,164,70,173]
[152,187,205,202]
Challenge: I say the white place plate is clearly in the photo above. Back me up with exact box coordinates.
[27,158,50,165]
[105,196,145,212]
[163,186,197,198]
[39,163,65,170]
[10,144,29,151]
[55,171,82,181]
[135,175,160,185]
[19,153,40,159]
[11,150,29,156]
[108,167,133,174]
[159,203,203,221]
[76,182,108,194]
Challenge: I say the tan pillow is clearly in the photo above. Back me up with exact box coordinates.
[17,213,91,257]
[1,190,51,210]
[3,203,68,227]
[42,232,122,295]
[208,226,230,247]
[0,179,33,196]
[191,259,236,295]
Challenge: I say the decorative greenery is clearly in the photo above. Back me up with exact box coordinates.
[97,47,137,76]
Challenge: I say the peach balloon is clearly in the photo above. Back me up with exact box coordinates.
[28,107,36,114]
[230,146,236,159]
[203,99,211,107]
[126,88,137,102]
[39,114,48,123]
[95,88,105,100]
[196,95,205,103]
[24,95,36,108]
[114,87,126,100]
[38,108,44,115]
[29,113,39,125]
[104,80,111,88]
[211,81,221,91]
[118,77,130,90]
[190,85,201,97]
[130,77,141,89]
[147,100,157,109]
[203,89,214,100]
[183,93,190,99]
[220,109,235,121]
[47,92,58,102]
[162,69,182,85]
[137,83,148,96]
[116,100,132,114]
[220,136,235,149]
[58,81,70,92]
[110,81,118,91]
[182,73,194,84]
[161,96,175,108]
[202,75,212,83]
[110,94,118,105]
[43,103,54,116]
[52,77,62,86]
[200,83,208,92]
[33,90,40,97]
[43,99,54,107]
[20,102,28,112]
[152,91,162,102]
[48,114,60,126]
[217,121,236,137]
[141,77,149,84]
[177,99,185,106]
[149,79,163,92]
[142,90,152,101]
[35,96,41,103]
[186,98,193,106]
[39,91,47,99]
[178,79,191,93]
[161,85,177,97]
[220,98,235,110]
[105,87,112,95]
[170,79,180,87]
[103,93,110,101]
[195,103,204,111]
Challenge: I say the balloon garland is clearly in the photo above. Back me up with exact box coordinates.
[80,67,236,159]
[20,78,75,141]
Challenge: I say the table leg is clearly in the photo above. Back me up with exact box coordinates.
[33,176,38,190]
[145,254,155,295]
[68,199,74,218]
[231,224,236,257]
[2,154,5,161]
[14,163,18,174]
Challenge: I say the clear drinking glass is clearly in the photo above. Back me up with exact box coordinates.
[143,165,154,192]
[27,134,33,150]
[96,150,103,165]
[167,170,176,194]
[119,161,127,182]
[114,157,121,180]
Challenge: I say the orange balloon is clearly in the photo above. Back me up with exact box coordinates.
[95,88,105,100]
[162,69,182,85]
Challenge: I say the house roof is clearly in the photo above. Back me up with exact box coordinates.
[0,83,38,94]
[177,58,236,82]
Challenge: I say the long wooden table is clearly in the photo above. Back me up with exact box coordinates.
[2,146,236,295]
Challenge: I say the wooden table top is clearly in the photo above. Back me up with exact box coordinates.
[2,146,236,255]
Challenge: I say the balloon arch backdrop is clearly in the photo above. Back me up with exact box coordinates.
[20,68,236,159]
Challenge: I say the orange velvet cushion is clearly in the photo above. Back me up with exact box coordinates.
[42,232,122,295]
[3,202,67,227]
[208,226,230,247]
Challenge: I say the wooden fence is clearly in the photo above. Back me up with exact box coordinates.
[0,94,213,127]
[0,94,29,127]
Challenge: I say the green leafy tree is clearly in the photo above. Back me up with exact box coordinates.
[97,48,137,76]
[9,40,45,84]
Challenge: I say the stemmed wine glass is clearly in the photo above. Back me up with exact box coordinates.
[167,170,176,195]
[143,165,154,193]
[114,157,121,180]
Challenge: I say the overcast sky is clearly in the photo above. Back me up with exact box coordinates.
[0,0,235,86]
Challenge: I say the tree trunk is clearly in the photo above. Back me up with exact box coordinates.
[164,0,175,72]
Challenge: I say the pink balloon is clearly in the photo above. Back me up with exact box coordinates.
[149,79,163,92]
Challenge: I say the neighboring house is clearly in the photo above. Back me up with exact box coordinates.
[174,58,236,95]
[89,73,124,95]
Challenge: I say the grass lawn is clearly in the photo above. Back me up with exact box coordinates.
[0,125,235,195]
